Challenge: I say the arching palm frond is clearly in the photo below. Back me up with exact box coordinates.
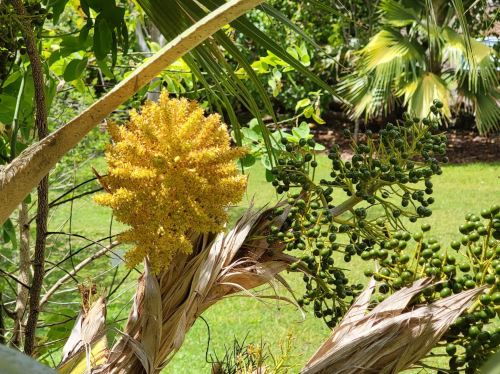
[458,75,500,134]
[443,27,500,93]
[379,0,422,27]
[134,0,348,164]
[339,28,424,119]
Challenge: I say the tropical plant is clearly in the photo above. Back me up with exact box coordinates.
[338,0,500,134]
[47,97,500,374]
[0,0,498,373]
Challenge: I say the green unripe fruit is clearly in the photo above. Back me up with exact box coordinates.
[398,254,410,264]
[364,268,374,277]
[440,287,452,298]
[468,326,480,338]
[459,262,471,272]
[413,232,423,241]
[480,294,492,305]
[446,343,456,356]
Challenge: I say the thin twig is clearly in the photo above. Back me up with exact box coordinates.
[0,269,31,291]
[39,241,120,308]
[49,188,104,209]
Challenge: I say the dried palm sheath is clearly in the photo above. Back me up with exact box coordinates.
[59,199,485,374]
[59,203,296,374]
[57,292,108,374]
[301,278,487,374]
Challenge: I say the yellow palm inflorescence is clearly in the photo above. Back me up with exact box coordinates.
[94,91,248,273]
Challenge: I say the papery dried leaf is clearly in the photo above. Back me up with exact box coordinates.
[57,294,108,374]
[302,279,486,374]
[102,202,298,374]
[139,259,162,373]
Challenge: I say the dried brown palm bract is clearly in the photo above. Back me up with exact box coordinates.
[301,278,486,374]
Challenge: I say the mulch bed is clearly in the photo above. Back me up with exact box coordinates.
[311,128,500,164]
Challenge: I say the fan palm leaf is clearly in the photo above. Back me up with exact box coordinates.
[339,28,424,119]
[398,71,453,121]
[443,27,500,93]
[379,0,422,27]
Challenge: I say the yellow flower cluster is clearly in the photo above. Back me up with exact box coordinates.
[94,92,248,273]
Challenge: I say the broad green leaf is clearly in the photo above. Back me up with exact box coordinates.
[248,118,263,136]
[72,78,86,93]
[2,218,17,249]
[480,350,500,374]
[63,57,88,82]
[261,155,272,170]
[2,71,21,88]
[0,95,17,124]
[87,0,111,12]
[149,79,162,90]
[23,193,31,204]
[314,143,325,151]
[80,0,91,17]
[100,2,126,29]
[240,153,256,169]
[293,122,310,139]
[52,0,70,25]
[47,49,62,67]
[93,19,112,61]
[97,59,115,79]
[295,98,311,112]
[121,22,129,55]
[242,127,259,142]
[265,168,274,182]
[312,113,325,124]
[60,35,79,49]
[78,21,92,49]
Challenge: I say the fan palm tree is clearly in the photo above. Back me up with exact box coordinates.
[338,0,500,134]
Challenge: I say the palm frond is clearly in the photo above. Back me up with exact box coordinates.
[398,71,452,121]
[459,81,500,134]
[379,0,422,27]
[134,0,347,165]
[359,29,424,72]
[301,278,486,374]
[338,28,424,119]
[443,27,500,93]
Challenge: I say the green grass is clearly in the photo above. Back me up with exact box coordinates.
[30,155,500,372]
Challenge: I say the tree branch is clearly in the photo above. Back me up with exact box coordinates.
[10,0,49,356]
[10,202,30,350]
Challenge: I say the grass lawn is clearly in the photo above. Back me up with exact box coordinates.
[36,154,500,372]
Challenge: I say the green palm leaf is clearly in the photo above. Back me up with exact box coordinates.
[380,0,422,27]
[398,71,452,121]
[458,75,500,134]
[339,28,424,119]
[443,27,500,92]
